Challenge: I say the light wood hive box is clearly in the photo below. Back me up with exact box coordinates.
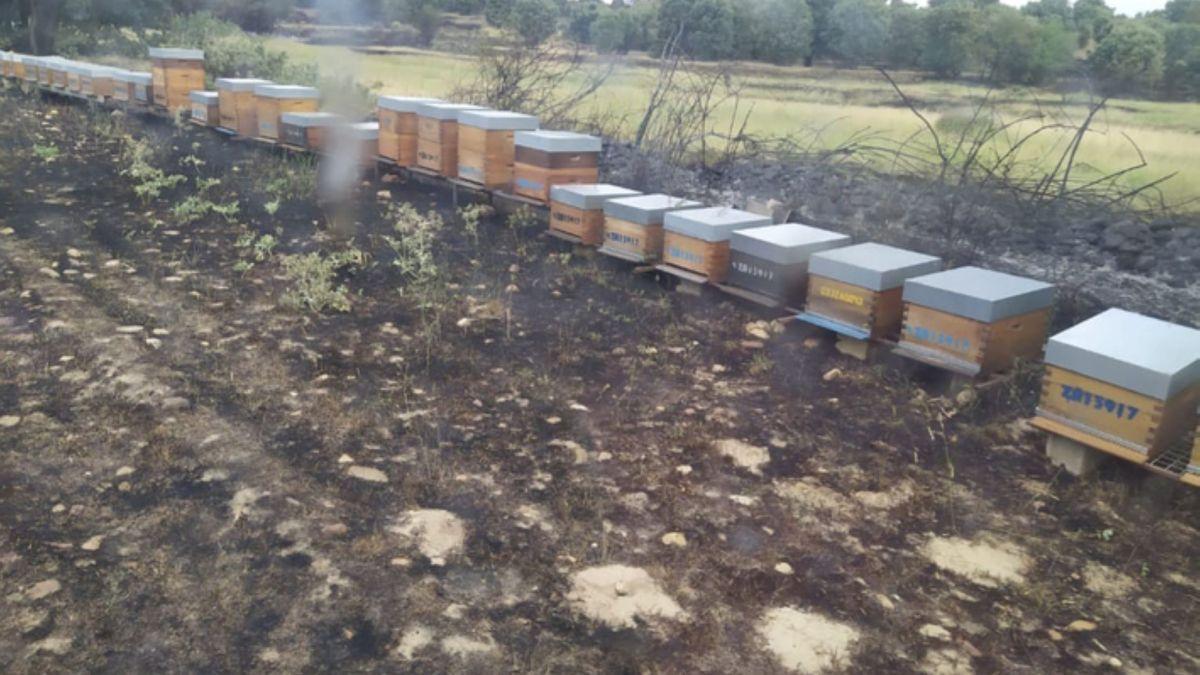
[799,243,942,341]
[548,184,641,245]
[216,78,272,136]
[512,130,601,203]
[1035,308,1200,459]
[189,91,220,126]
[149,48,205,112]
[599,194,703,263]
[727,224,851,306]
[347,122,380,167]
[416,103,483,176]
[896,267,1055,377]
[662,207,772,284]
[378,96,440,166]
[456,110,539,189]
[254,85,320,141]
[111,74,133,102]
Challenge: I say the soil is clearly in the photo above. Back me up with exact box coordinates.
[2,87,1200,673]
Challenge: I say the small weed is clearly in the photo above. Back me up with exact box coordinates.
[120,135,186,202]
[264,199,281,216]
[279,248,363,313]
[33,143,60,162]
[457,203,494,246]
[749,352,773,375]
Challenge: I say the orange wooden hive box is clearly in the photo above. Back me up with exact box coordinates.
[254,84,320,141]
[19,55,37,82]
[660,207,772,284]
[1033,309,1200,462]
[347,122,380,167]
[148,47,205,113]
[894,266,1055,378]
[80,64,117,100]
[189,90,220,126]
[48,58,69,89]
[512,130,601,203]
[548,184,641,246]
[415,102,484,177]
[377,95,440,166]
[216,78,272,136]
[797,243,942,342]
[13,54,31,80]
[279,112,344,151]
[456,109,539,189]
[598,194,703,264]
[0,52,13,78]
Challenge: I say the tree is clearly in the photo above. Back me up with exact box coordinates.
[1020,0,1072,28]
[563,0,598,43]
[1089,21,1165,94]
[744,0,812,65]
[921,2,976,78]
[1164,0,1200,24]
[386,0,442,46]
[1163,23,1200,98]
[807,0,838,63]
[829,0,888,66]
[655,0,737,60]
[975,5,1073,85]
[885,2,924,69]
[1073,0,1113,49]
[484,0,513,26]
[505,0,557,45]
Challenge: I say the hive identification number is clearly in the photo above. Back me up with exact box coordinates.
[906,325,971,352]
[1058,384,1139,420]
[817,286,864,307]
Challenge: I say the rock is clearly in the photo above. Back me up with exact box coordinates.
[160,396,190,411]
[347,465,388,483]
[440,634,497,660]
[920,624,953,641]
[337,453,354,464]
[920,536,1029,588]
[715,438,770,475]
[0,415,20,428]
[1065,619,1097,632]
[391,509,466,565]
[27,635,72,656]
[115,466,137,478]
[567,565,686,630]
[115,325,144,334]
[954,387,977,407]
[394,624,434,660]
[17,607,54,638]
[822,368,843,382]
[80,535,104,552]
[774,562,794,575]
[1047,628,1063,641]
[757,607,860,673]
[27,579,62,601]
[661,532,687,548]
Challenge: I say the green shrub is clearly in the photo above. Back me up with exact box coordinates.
[280,249,364,313]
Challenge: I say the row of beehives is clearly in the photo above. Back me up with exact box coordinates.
[2,47,1197,479]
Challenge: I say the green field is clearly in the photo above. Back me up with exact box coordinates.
[267,37,1200,210]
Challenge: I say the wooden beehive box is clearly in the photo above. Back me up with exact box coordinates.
[798,243,942,341]
[216,78,272,136]
[129,71,153,105]
[110,70,134,102]
[348,122,380,166]
[33,57,52,87]
[66,61,84,93]
[255,84,320,141]
[456,109,538,189]
[14,54,30,80]
[45,58,68,89]
[189,90,220,125]
[1035,308,1200,459]
[895,267,1055,377]
[0,52,11,78]
[149,47,204,112]
[599,194,702,263]
[727,223,851,306]
[416,102,484,176]
[513,130,601,203]
[661,207,771,283]
[378,95,440,166]
[549,184,641,245]
[19,55,37,82]
[280,112,344,151]
[84,65,117,100]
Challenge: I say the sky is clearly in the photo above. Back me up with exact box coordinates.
[912,0,1168,17]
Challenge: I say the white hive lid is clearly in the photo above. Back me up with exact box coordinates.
[730,223,851,266]
[602,194,704,226]
[663,207,772,243]
[550,184,641,210]
[903,266,1055,322]
[808,242,942,292]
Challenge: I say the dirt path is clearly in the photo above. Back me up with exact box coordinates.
[2,89,1200,673]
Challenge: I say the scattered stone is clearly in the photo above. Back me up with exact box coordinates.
[921,647,973,675]
[337,453,354,464]
[715,438,770,475]
[1065,619,1097,632]
[775,562,794,575]
[921,536,1029,588]
[115,466,135,477]
[549,439,588,464]
[661,532,687,548]
[17,607,54,638]
[38,267,61,279]
[875,593,895,611]
[115,325,143,334]
[27,635,72,656]
[920,624,953,641]
[394,625,434,660]
[1047,629,1063,641]
[567,565,686,630]
[346,465,388,483]
[80,535,104,552]
[1083,561,1136,598]
[160,396,190,411]
[441,634,497,659]
[675,465,693,476]
[822,367,843,382]
[26,579,62,601]
[391,509,466,565]
[757,607,859,673]
[0,415,20,428]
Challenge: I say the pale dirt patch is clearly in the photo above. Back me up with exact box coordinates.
[756,606,859,673]
[346,465,388,483]
[440,633,497,659]
[393,625,433,660]
[920,536,1029,589]
[391,509,466,565]
[852,480,915,510]
[1083,561,1136,598]
[716,438,770,475]
[775,479,858,521]
[567,565,686,630]
[921,647,975,674]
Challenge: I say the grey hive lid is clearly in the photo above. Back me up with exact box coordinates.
[664,207,771,243]
[148,47,204,60]
[515,130,601,153]
[127,71,152,85]
[809,242,942,291]
[603,194,703,226]
[348,122,380,139]
[255,84,320,99]
[189,90,219,104]
[216,77,272,91]
[550,184,641,210]
[903,266,1055,322]
[730,223,851,266]
[379,95,441,113]
[417,101,486,120]
[82,64,118,77]
[457,109,538,131]
[281,111,343,127]
[1044,308,1200,400]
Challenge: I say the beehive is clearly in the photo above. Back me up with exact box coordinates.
[41,57,66,89]
[895,267,1055,377]
[727,224,851,306]
[599,194,702,263]
[549,184,641,245]
[32,57,52,86]
[416,102,484,176]
[149,47,204,112]
[254,85,320,141]
[798,243,941,341]
[456,110,538,189]
[65,61,84,93]
[280,112,343,151]
[15,54,30,80]
[0,52,11,78]
[110,70,134,102]
[661,207,771,283]
[189,90,220,125]
[129,71,153,104]
[378,95,440,166]
[1035,309,1200,459]
[512,131,601,203]
[81,65,117,100]
[348,122,380,167]
[20,55,37,82]
[216,78,272,136]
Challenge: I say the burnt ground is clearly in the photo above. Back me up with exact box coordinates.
[1,88,1199,674]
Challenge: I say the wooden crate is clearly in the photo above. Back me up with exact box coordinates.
[456,110,538,189]
[1037,365,1200,457]
[803,274,904,340]
[378,96,439,166]
[255,85,320,141]
[511,131,601,203]
[149,48,205,112]
[190,91,220,126]
[900,304,1051,377]
[216,78,271,136]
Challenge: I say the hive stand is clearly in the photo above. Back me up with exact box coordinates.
[718,223,851,312]
[1031,308,1200,483]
